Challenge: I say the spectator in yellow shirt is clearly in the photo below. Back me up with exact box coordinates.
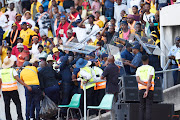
[20,22,37,49]
[0,40,8,63]
[20,58,41,120]
[39,30,52,54]
[94,11,104,28]
[94,33,104,46]
[31,0,42,20]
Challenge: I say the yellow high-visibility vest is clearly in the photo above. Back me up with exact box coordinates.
[1,68,18,91]
[79,67,96,90]
[137,65,155,91]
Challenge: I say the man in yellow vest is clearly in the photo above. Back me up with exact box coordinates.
[20,58,40,120]
[0,57,32,120]
[136,55,155,120]
[76,58,96,114]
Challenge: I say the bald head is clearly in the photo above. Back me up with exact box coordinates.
[108,55,115,63]
[40,61,47,68]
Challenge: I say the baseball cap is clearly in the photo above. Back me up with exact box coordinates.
[132,44,140,50]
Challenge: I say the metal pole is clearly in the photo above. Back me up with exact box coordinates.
[83,85,87,120]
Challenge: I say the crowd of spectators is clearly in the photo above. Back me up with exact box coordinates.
[0,0,177,119]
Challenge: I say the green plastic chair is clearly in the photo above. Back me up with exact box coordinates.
[58,94,82,120]
[87,94,114,120]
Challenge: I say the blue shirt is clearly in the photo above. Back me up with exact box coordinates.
[59,54,73,83]
[105,0,114,9]
[168,45,180,65]
[121,49,133,74]
[130,52,142,74]
[42,0,49,12]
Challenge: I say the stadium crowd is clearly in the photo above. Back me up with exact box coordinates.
[0,0,178,119]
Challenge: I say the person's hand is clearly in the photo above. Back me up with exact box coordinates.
[65,50,69,54]
[125,60,131,63]
[143,90,148,98]
[28,24,32,28]
[150,23,154,27]
[72,79,77,81]
[124,61,130,65]
[84,16,89,20]
[27,86,32,91]
[83,81,88,84]
[105,23,109,28]
[71,18,76,22]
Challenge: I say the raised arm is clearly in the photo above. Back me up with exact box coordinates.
[78,17,88,28]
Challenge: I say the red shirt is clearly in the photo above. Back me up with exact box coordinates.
[56,21,70,38]
[38,33,42,41]
[15,21,22,31]
[12,45,29,57]
[69,12,79,20]
[53,52,60,62]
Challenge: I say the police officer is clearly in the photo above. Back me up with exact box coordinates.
[136,55,155,120]
[0,57,32,120]
[168,36,180,85]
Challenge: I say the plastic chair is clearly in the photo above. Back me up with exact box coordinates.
[58,94,82,120]
[87,94,114,120]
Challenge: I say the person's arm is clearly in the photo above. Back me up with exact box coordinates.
[49,7,53,18]
[78,17,87,28]
[124,62,137,69]
[140,10,146,25]
[143,75,153,98]
[101,23,108,36]
[67,20,74,29]
[100,66,109,80]
[59,52,69,70]
[14,75,32,91]
[136,76,147,86]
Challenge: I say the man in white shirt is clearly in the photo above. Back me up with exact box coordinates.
[30,36,40,59]
[6,3,17,22]
[0,12,8,31]
[114,0,128,24]
[78,15,100,42]
[2,13,14,37]
[140,3,155,37]
[20,11,35,30]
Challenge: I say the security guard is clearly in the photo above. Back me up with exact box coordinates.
[168,36,180,85]
[76,58,96,114]
[0,57,32,120]
[136,55,155,120]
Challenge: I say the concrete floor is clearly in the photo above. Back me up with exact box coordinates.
[0,83,26,120]
[0,83,111,120]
